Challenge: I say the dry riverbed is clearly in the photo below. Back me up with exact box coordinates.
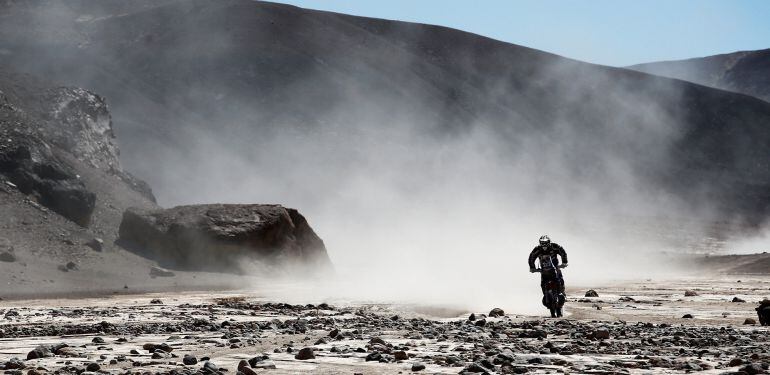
[1,276,769,374]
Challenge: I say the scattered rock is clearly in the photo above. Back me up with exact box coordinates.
[202,361,219,373]
[26,345,51,360]
[489,308,505,317]
[684,290,698,297]
[394,351,408,361]
[756,300,770,326]
[744,318,757,325]
[585,289,599,297]
[731,297,746,303]
[294,347,315,360]
[411,362,426,371]
[183,355,198,365]
[252,360,276,369]
[65,261,77,270]
[468,313,476,321]
[682,314,694,319]
[85,238,103,252]
[249,355,275,369]
[85,363,100,372]
[4,358,25,370]
[150,299,163,304]
[593,327,610,340]
[728,358,743,367]
[0,251,15,262]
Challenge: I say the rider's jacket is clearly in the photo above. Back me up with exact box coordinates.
[528,243,568,272]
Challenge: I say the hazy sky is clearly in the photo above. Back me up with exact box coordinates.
[273,0,770,67]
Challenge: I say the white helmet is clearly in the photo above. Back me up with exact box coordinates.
[539,235,551,245]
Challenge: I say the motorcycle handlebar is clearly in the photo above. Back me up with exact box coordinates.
[532,265,568,272]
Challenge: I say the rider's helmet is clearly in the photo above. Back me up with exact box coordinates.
[539,235,551,246]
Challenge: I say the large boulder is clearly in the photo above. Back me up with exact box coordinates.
[117,204,332,272]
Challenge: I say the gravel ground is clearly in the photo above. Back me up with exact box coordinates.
[1,276,769,374]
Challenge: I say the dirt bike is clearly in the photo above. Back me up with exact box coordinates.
[534,266,566,318]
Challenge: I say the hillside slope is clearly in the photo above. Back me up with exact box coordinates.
[629,49,770,103]
[1,0,770,241]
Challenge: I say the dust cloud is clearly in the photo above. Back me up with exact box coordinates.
[6,1,753,313]
[145,60,707,313]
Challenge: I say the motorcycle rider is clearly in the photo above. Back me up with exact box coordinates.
[528,235,568,298]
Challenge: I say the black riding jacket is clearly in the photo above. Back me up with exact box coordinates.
[528,243,568,271]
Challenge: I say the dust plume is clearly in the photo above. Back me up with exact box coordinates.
[5,0,764,313]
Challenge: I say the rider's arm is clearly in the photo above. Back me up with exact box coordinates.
[555,243,568,264]
[528,248,539,270]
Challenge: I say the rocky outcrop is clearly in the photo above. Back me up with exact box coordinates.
[0,129,96,226]
[117,204,332,273]
[33,87,155,203]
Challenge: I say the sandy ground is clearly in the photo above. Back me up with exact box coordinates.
[0,276,769,374]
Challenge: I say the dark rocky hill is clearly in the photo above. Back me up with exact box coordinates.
[2,0,770,239]
[629,49,770,102]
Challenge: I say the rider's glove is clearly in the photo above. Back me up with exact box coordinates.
[529,268,537,273]
[560,263,568,269]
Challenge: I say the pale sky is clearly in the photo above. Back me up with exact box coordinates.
[272,0,770,67]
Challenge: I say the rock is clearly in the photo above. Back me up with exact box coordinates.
[728,358,743,367]
[294,347,315,360]
[365,352,382,362]
[411,362,426,371]
[369,337,387,346]
[249,355,276,370]
[0,135,96,226]
[26,345,51,360]
[394,351,408,361]
[150,298,163,304]
[585,289,599,297]
[202,361,219,373]
[253,360,276,369]
[468,313,476,321]
[593,327,610,340]
[239,365,257,375]
[0,251,15,262]
[183,355,198,365]
[149,266,175,277]
[731,297,746,303]
[85,363,100,372]
[4,358,25,370]
[55,347,80,357]
[474,319,487,327]
[65,261,77,270]
[118,204,332,272]
[489,308,505,317]
[92,337,105,344]
[462,362,487,373]
[757,300,770,326]
[684,290,698,297]
[682,314,694,319]
[744,318,757,325]
[328,328,339,338]
[85,238,103,252]
[740,363,765,375]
